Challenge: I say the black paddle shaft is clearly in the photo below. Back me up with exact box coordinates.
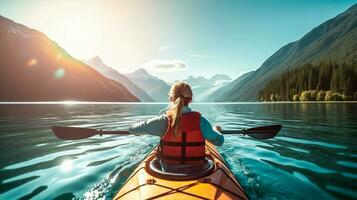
[52,125,281,140]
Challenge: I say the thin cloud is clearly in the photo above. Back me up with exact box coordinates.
[189,54,219,58]
[159,45,176,52]
[143,59,188,72]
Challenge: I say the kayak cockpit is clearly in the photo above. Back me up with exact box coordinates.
[114,142,249,200]
[147,157,215,181]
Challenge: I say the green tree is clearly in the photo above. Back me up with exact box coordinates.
[332,92,343,101]
[293,94,300,101]
[258,61,356,101]
[353,92,357,101]
[300,91,312,101]
[317,91,326,101]
[311,90,318,100]
[325,91,333,101]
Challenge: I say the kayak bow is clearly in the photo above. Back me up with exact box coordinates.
[113,141,249,200]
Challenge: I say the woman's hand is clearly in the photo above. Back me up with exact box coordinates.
[214,125,222,133]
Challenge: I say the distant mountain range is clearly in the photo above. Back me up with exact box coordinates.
[126,68,170,102]
[123,69,231,102]
[183,74,231,101]
[206,4,357,101]
[203,71,254,101]
[0,12,230,103]
[83,56,234,102]
[0,15,138,102]
[83,57,153,101]
[4,2,353,103]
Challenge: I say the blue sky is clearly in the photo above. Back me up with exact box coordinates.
[0,0,356,81]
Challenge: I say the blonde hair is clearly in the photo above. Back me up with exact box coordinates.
[167,82,193,137]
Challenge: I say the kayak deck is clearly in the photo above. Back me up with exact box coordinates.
[113,142,248,200]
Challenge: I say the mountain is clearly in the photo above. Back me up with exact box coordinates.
[0,16,138,102]
[203,71,253,101]
[258,62,357,101]
[126,68,170,101]
[83,57,153,101]
[210,4,357,101]
[183,74,231,101]
[210,74,232,82]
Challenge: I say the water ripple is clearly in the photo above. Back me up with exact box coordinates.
[277,136,347,149]
[0,103,356,200]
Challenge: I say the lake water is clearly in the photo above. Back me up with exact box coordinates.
[0,103,356,200]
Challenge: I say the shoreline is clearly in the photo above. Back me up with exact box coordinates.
[0,101,356,105]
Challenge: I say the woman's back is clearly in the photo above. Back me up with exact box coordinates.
[128,106,224,146]
[128,81,224,171]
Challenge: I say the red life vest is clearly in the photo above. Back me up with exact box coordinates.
[158,111,205,164]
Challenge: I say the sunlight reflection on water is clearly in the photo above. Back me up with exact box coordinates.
[0,103,356,200]
[60,159,73,172]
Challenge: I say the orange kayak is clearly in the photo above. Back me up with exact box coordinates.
[113,141,249,200]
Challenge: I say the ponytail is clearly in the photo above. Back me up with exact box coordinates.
[167,81,193,138]
[167,96,185,137]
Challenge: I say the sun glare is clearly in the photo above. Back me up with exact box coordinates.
[26,58,37,67]
[62,101,80,105]
[60,159,73,172]
[54,68,65,79]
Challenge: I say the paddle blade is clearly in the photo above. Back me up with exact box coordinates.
[52,126,97,140]
[245,125,281,139]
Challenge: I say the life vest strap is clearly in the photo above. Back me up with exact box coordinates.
[181,132,187,164]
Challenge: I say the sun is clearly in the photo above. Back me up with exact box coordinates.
[49,16,101,59]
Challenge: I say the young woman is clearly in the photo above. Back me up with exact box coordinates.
[129,81,224,170]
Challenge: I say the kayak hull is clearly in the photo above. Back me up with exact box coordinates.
[113,141,248,200]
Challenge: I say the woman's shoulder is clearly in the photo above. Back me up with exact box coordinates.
[199,114,210,124]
